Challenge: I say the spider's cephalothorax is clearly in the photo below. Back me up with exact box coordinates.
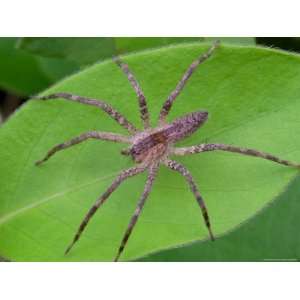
[34,41,300,261]
[129,111,208,163]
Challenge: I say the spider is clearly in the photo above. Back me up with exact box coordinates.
[34,41,300,261]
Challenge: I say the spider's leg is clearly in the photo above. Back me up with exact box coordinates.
[172,143,300,168]
[65,165,147,255]
[164,159,215,241]
[114,57,150,129]
[32,93,137,134]
[158,40,220,125]
[114,163,159,262]
[36,131,131,166]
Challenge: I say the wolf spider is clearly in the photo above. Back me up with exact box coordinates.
[34,41,300,261]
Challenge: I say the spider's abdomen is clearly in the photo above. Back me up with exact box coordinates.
[165,111,208,142]
[131,111,208,162]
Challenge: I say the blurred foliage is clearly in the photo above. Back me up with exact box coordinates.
[17,37,204,67]
[18,37,255,67]
[116,37,203,54]
[0,38,79,97]
[18,37,116,66]
[0,38,50,96]
[0,37,255,98]
[35,57,78,83]
[0,37,256,120]
[0,37,296,99]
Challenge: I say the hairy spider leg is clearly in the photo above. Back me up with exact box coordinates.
[164,159,215,241]
[33,93,137,134]
[65,165,147,255]
[159,40,220,125]
[172,143,300,168]
[114,57,150,129]
[114,163,159,262]
[35,131,131,166]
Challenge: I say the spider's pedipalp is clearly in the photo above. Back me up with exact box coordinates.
[172,143,300,168]
[114,163,159,262]
[35,131,131,166]
[33,93,137,134]
[158,40,220,125]
[164,159,215,241]
[65,165,147,255]
[114,57,150,129]
[120,148,131,156]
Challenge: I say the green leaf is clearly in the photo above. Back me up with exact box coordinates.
[139,174,300,261]
[1,43,300,261]
[18,38,116,66]
[0,38,50,96]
